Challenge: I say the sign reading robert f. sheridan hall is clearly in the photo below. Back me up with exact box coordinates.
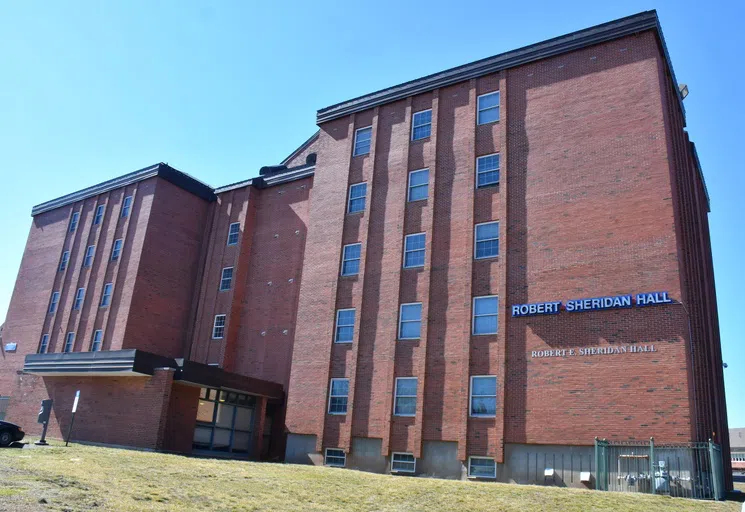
[511,292,672,359]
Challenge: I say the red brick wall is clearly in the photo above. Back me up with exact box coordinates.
[503,31,690,446]
[35,370,175,449]
[283,135,319,168]
[285,30,708,463]
[124,178,210,358]
[188,177,311,391]
[162,382,200,452]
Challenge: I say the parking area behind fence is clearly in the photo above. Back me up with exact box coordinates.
[595,438,725,500]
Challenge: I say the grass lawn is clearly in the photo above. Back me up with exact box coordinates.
[0,440,740,511]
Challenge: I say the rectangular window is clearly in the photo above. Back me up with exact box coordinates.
[473,296,498,335]
[403,233,425,268]
[100,283,113,308]
[407,169,429,202]
[391,453,416,473]
[353,126,372,156]
[474,222,499,259]
[39,334,50,354]
[220,267,234,291]
[63,332,75,353]
[477,91,500,125]
[394,377,417,416]
[348,183,367,214]
[468,457,497,478]
[335,309,355,344]
[470,376,497,417]
[324,448,346,467]
[59,251,70,271]
[121,196,133,218]
[111,239,123,261]
[398,303,422,340]
[411,109,432,141]
[227,222,240,246]
[341,243,361,276]
[212,314,226,339]
[328,378,349,415]
[69,211,80,232]
[83,245,95,268]
[73,288,85,310]
[48,291,60,314]
[476,154,500,188]
[93,204,105,225]
[91,330,103,352]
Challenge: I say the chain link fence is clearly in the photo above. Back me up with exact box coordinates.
[595,438,725,500]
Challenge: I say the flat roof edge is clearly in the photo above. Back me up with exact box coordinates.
[316,10,660,123]
[31,163,216,216]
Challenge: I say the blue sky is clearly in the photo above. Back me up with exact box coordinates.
[0,1,742,427]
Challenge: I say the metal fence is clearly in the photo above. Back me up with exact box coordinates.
[595,438,725,500]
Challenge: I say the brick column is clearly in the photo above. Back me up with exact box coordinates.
[253,396,267,459]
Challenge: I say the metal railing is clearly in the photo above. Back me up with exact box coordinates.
[595,438,725,500]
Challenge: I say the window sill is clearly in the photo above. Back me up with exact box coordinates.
[477,120,500,126]
[470,415,497,419]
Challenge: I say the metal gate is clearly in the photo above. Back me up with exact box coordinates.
[595,438,725,500]
[0,396,8,421]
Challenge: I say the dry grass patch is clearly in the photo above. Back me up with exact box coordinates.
[0,440,740,511]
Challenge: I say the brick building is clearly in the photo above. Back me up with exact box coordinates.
[0,11,731,489]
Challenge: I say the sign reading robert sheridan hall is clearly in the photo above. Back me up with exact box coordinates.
[511,291,673,359]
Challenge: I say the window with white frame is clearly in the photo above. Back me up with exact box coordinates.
[398,303,422,340]
[474,222,499,259]
[477,91,500,125]
[328,378,349,414]
[121,196,133,218]
[391,453,416,473]
[348,183,367,214]
[220,267,234,291]
[83,245,95,268]
[100,283,113,308]
[394,377,417,416]
[473,296,498,335]
[39,334,50,354]
[408,169,429,202]
[59,251,70,271]
[335,309,355,343]
[73,288,85,310]
[324,448,346,467]
[49,291,60,314]
[69,211,80,232]
[411,109,432,141]
[476,154,500,188]
[227,222,240,245]
[353,126,372,156]
[341,243,361,276]
[403,233,425,268]
[468,457,497,478]
[111,239,123,261]
[212,314,226,339]
[91,330,103,352]
[94,204,105,225]
[64,332,75,353]
[470,376,497,417]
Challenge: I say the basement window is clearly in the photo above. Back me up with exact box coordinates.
[325,448,346,467]
[391,453,416,473]
[468,457,497,478]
